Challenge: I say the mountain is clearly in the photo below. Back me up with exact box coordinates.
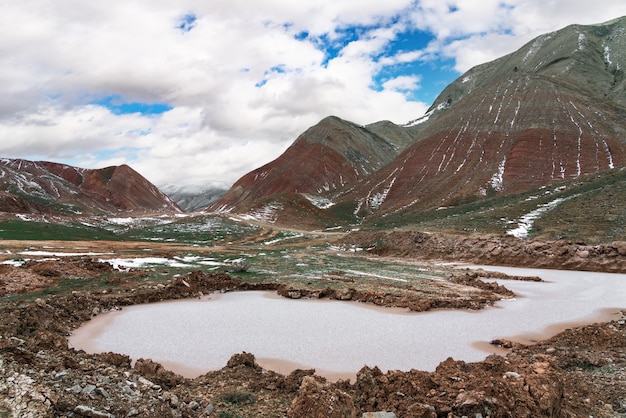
[161,185,227,211]
[212,17,626,230]
[346,17,626,217]
[212,116,413,213]
[0,159,182,215]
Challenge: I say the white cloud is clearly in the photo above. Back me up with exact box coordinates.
[382,76,422,93]
[409,0,626,72]
[0,0,625,190]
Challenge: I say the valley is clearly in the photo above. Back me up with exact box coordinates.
[1,214,625,417]
[1,15,626,418]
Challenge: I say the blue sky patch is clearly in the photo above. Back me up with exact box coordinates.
[305,25,371,66]
[373,48,458,103]
[92,95,173,116]
[94,147,146,162]
[255,65,288,87]
[177,13,197,32]
[383,29,436,59]
[374,28,458,102]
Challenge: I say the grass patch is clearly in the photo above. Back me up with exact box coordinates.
[117,215,262,245]
[367,168,626,243]
[0,219,119,241]
[220,391,255,406]
[218,412,244,418]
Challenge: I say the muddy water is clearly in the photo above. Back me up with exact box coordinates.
[69,267,626,380]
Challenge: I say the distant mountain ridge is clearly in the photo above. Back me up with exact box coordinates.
[0,158,181,215]
[212,16,626,228]
[161,185,227,212]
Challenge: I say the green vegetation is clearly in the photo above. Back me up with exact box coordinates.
[2,168,624,246]
[1,276,119,303]
[0,219,118,241]
[117,216,262,245]
[325,201,359,224]
[1,167,623,305]
[217,412,244,418]
[0,210,456,304]
[369,168,626,243]
[220,391,255,406]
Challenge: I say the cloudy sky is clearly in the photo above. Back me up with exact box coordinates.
[2,1,626,192]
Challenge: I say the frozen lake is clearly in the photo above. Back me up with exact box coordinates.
[69,266,626,380]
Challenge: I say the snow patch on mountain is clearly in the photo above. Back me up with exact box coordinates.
[241,202,283,223]
[490,157,507,191]
[366,170,398,211]
[507,196,573,238]
[403,101,449,127]
[304,194,335,209]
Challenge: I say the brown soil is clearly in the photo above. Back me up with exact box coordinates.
[0,235,625,417]
[339,230,626,273]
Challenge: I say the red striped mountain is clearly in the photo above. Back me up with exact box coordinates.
[0,159,181,215]
[344,17,626,218]
[213,17,626,225]
[212,116,413,212]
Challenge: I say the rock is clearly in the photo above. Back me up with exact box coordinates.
[362,412,397,418]
[454,390,484,408]
[288,376,356,418]
[491,338,511,348]
[96,387,110,398]
[406,403,437,418]
[616,242,626,256]
[188,400,200,410]
[99,352,132,367]
[576,250,590,258]
[503,371,522,379]
[334,288,354,300]
[226,352,260,369]
[162,391,180,408]
[285,369,316,392]
[73,405,115,418]
[137,376,158,389]
[53,370,67,381]
[82,384,96,395]
[69,384,83,394]
[134,358,183,387]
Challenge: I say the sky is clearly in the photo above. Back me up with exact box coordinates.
[2,1,626,192]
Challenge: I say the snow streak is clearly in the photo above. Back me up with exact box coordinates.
[507,196,572,239]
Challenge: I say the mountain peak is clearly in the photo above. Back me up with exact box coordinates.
[212,115,409,213]
[428,16,626,118]
[0,158,181,215]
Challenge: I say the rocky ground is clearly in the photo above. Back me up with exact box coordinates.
[1,232,625,417]
[339,230,626,273]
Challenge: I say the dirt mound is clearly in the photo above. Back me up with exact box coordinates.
[0,264,56,295]
[339,230,626,273]
[0,257,113,296]
[287,316,626,417]
[276,270,514,312]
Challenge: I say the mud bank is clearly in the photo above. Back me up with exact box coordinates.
[69,265,626,383]
[1,270,626,417]
[339,230,626,273]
